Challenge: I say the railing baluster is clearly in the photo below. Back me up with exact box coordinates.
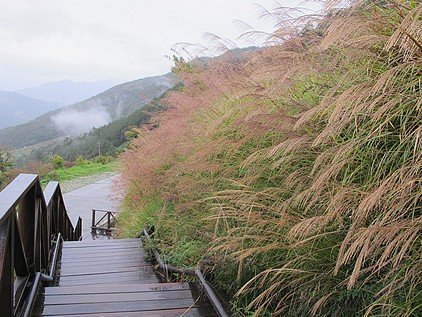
[0,218,13,316]
[91,209,95,231]
[41,198,49,270]
[34,197,41,273]
[17,187,36,276]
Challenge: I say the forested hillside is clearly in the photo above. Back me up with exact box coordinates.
[14,87,178,164]
[0,73,177,149]
[119,1,421,316]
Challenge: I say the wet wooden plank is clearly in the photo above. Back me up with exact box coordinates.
[60,266,156,278]
[60,260,144,267]
[62,248,144,259]
[62,239,140,247]
[42,298,199,315]
[60,256,143,265]
[61,255,144,263]
[60,261,145,270]
[61,248,141,256]
[61,245,141,253]
[44,289,195,304]
[64,238,140,242]
[61,253,144,261]
[62,242,141,248]
[60,259,144,266]
[60,267,152,277]
[61,249,144,258]
[60,263,149,274]
[63,241,141,247]
[60,256,144,263]
[58,278,161,286]
[44,282,192,295]
[59,272,159,286]
[44,307,217,317]
[64,238,140,243]
[63,250,143,256]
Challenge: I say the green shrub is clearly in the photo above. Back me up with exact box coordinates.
[93,155,108,165]
[0,148,12,189]
[76,155,88,166]
[124,129,139,140]
[51,155,64,169]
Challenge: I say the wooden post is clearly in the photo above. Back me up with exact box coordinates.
[91,209,96,233]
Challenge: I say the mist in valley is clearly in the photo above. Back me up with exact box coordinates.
[51,107,111,136]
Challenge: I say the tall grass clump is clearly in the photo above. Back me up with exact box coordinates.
[120,0,421,315]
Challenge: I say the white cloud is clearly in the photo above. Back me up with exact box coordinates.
[0,0,320,90]
[51,106,111,136]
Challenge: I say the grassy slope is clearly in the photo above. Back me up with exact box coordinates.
[41,161,115,185]
[119,1,421,316]
[13,84,182,166]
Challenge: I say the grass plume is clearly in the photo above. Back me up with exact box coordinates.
[120,1,422,315]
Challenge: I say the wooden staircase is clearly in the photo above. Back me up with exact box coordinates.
[0,174,224,317]
[35,238,217,317]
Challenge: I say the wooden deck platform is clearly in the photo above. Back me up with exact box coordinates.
[34,239,217,317]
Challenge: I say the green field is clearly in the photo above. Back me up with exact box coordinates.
[41,161,116,185]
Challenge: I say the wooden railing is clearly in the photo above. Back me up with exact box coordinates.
[0,174,82,316]
[91,209,117,233]
[143,228,231,317]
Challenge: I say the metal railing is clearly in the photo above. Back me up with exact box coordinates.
[0,174,82,316]
[142,228,230,317]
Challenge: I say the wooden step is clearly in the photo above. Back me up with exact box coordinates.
[42,307,217,317]
[44,282,193,295]
[35,239,217,316]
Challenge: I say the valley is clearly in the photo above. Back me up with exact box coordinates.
[0,73,177,152]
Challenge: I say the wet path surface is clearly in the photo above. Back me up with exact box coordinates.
[63,174,123,240]
[33,174,218,317]
[36,239,216,317]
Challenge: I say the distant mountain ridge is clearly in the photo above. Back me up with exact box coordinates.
[17,79,119,105]
[0,73,178,149]
[0,91,63,129]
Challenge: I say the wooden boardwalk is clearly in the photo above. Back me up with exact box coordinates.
[35,239,217,317]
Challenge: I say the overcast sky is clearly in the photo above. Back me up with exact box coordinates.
[0,0,319,91]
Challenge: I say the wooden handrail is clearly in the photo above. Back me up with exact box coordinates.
[142,228,231,317]
[91,209,117,233]
[0,174,82,316]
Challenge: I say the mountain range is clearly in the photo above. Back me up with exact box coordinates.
[17,79,119,105]
[0,91,63,129]
[0,73,177,149]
